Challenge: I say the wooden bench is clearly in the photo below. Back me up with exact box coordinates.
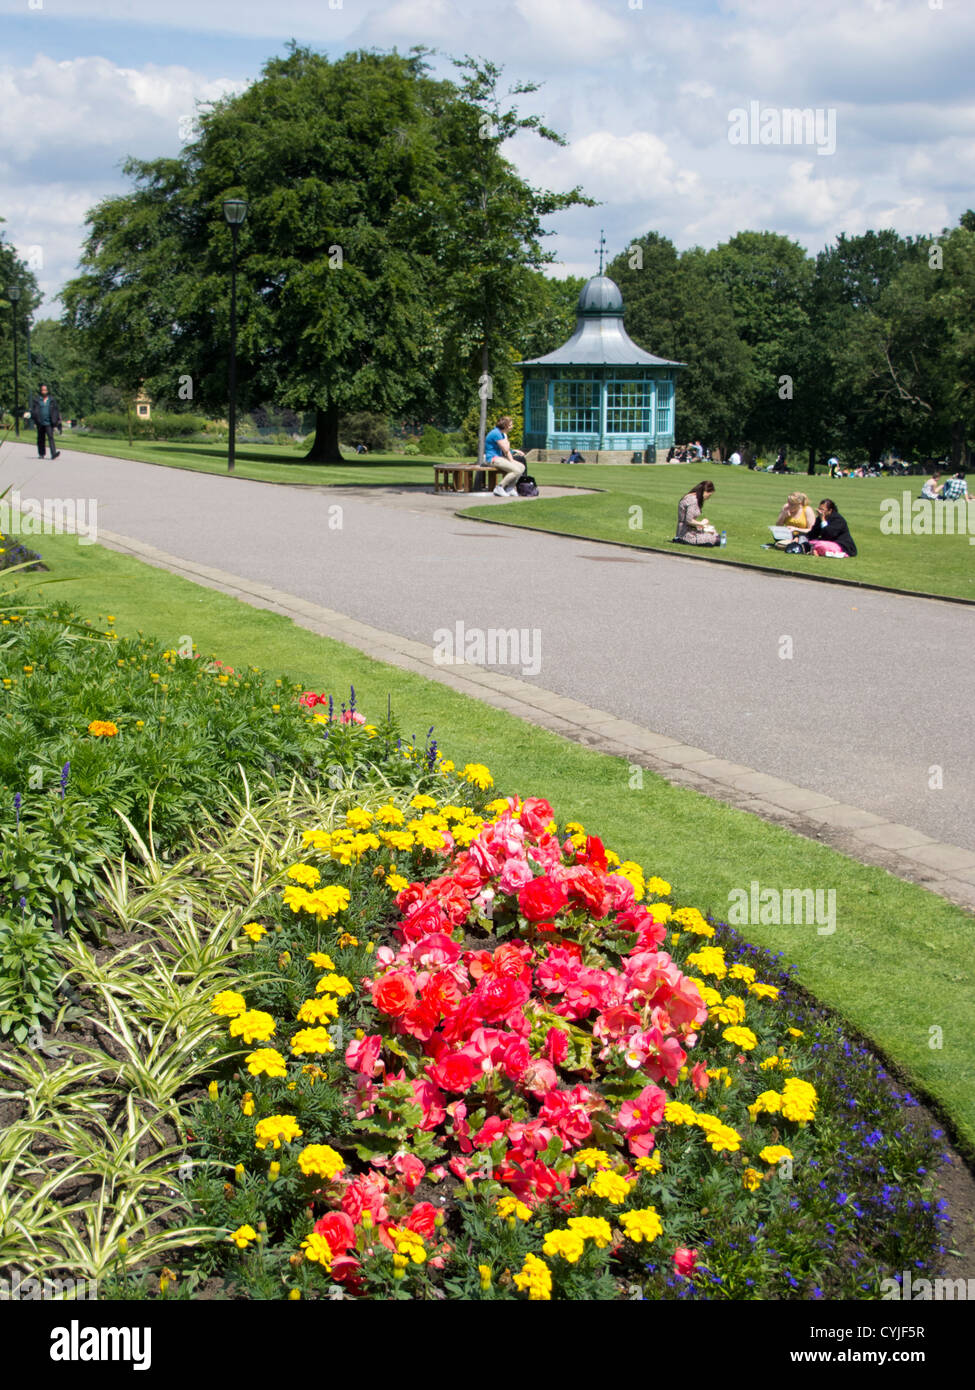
[433,463,504,494]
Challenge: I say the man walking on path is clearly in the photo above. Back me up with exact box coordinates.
[30,384,62,459]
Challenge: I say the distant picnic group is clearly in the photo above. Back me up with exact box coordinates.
[673,482,857,557]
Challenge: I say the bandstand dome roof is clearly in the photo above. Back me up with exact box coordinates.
[517,274,685,370]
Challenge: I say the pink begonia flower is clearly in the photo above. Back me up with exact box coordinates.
[497,857,534,895]
[345,1033,383,1078]
[673,1247,698,1279]
[340,710,366,724]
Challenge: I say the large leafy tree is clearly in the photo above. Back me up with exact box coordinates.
[607,234,753,450]
[62,46,589,463]
[0,224,41,424]
[704,231,814,455]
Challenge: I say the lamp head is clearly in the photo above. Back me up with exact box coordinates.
[223,199,248,227]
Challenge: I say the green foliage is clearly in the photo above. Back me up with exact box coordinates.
[339,411,392,452]
[83,410,208,438]
[0,911,63,1042]
[402,442,420,455]
[418,425,446,455]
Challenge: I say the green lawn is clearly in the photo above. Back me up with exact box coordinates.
[10,527,975,1154]
[55,436,975,600]
[464,464,975,602]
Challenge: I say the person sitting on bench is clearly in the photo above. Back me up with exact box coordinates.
[486,416,526,497]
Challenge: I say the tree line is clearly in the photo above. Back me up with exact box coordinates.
[2,44,972,466]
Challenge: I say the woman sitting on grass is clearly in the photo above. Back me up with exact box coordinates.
[773,492,816,548]
[807,499,857,557]
[675,480,720,545]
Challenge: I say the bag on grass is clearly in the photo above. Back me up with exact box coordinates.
[785,539,809,554]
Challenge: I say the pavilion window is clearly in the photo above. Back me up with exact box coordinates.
[526,380,548,435]
[655,381,674,435]
[553,380,599,434]
[606,379,653,434]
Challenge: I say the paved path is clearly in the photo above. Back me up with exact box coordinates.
[3,440,974,908]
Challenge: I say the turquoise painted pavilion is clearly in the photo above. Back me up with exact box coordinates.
[518,274,685,461]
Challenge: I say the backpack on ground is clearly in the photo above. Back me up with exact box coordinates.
[516,474,539,497]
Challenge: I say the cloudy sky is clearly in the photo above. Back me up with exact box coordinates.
[1,0,972,313]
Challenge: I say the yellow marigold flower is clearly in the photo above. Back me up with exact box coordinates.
[710,995,747,1026]
[513,1253,552,1301]
[302,830,332,851]
[759,1145,794,1165]
[268,1161,281,1182]
[208,1080,219,1101]
[290,1027,336,1056]
[759,1055,780,1071]
[297,1144,346,1180]
[300,1233,333,1267]
[451,823,480,848]
[376,804,406,825]
[728,963,757,984]
[211,990,247,1018]
[287,863,321,887]
[386,872,410,893]
[409,793,439,810]
[542,1228,586,1263]
[338,932,359,947]
[722,1025,758,1051]
[478,1263,492,1289]
[412,824,445,852]
[390,1226,427,1263]
[617,861,646,901]
[748,981,780,1001]
[620,1207,663,1244]
[462,763,493,790]
[87,720,119,737]
[309,885,353,920]
[635,1153,663,1174]
[254,1114,303,1150]
[245,1047,288,1079]
[742,1167,763,1192]
[297,995,339,1024]
[380,830,414,852]
[307,952,337,971]
[780,1078,818,1124]
[228,1225,259,1250]
[496,1196,532,1222]
[229,1010,276,1044]
[686,946,727,980]
[241,922,267,942]
[787,1028,804,1038]
[747,1090,783,1122]
[316,972,354,997]
[567,1216,613,1249]
[241,1092,255,1116]
[589,1169,632,1204]
[705,1124,742,1153]
[664,1101,697,1126]
[345,807,374,830]
[692,1112,722,1133]
[234,1163,245,1179]
[645,877,671,897]
[572,1147,612,1170]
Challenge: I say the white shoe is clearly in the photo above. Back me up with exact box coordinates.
[492,485,507,497]
[505,487,518,496]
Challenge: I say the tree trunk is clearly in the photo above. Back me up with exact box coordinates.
[305,403,343,463]
[950,419,965,471]
[807,445,816,476]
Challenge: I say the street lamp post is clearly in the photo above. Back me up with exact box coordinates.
[7,286,21,439]
[222,199,248,473]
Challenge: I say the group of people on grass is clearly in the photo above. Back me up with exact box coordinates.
[675,483,858,557]
[920,470,973,502]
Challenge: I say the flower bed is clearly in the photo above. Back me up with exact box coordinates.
[182,743,949,1301]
